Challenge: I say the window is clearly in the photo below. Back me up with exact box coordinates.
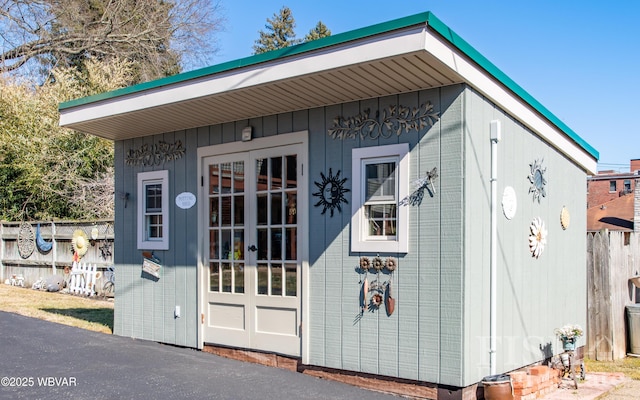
[609,180,617,192]
[624,179,631,192]
[137,170,169,250]
[351,143,409,253]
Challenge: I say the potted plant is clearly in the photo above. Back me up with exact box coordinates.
[554,324,584,351]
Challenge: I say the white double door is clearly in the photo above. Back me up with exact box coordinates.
[202,143,302,356]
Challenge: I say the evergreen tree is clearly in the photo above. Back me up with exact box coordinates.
[304,21,331,42]
[253,6,300,54]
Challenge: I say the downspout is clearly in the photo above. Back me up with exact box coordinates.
[489,120,501,376]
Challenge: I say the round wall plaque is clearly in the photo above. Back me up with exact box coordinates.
[560,206,570,230]
[175,192,196,209]
[502,186,517,220]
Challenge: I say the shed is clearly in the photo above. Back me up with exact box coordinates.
[59,11,598,399]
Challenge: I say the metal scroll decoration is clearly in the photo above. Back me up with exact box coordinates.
[17,222,36,259]
[527,158,547,203]
[399,167,438,206]
[313,168,350,217]
[126,140,185,166]
[328,102,440,140]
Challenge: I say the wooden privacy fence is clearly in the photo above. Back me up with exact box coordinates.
[586,231,640,360]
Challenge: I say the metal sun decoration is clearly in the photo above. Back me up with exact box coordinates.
[528,159,547,203]
[313,168,350,217]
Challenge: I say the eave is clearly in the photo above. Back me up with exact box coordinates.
[59,12,598,173]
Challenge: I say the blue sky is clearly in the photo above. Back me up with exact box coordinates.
[212,1,639,171]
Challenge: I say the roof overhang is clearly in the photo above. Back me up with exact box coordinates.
[59,12,598,173]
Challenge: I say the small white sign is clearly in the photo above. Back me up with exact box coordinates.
[502,186,517,220]
[175,192,196,209]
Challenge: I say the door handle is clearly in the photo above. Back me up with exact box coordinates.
[248,245,257,252]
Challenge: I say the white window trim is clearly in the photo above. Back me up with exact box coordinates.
[351,143,409,253]
[137,170,169,250]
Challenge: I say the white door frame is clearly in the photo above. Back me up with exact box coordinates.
[196,131,309,362]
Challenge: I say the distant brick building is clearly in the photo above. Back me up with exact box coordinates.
[587,159,640,231]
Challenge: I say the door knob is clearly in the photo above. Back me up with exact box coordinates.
[248,245,257,252]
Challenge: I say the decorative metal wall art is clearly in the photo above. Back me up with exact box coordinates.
[126,140,185,166]
[400,167,438,206]
[17,222,35,259]
[529,217,547,259]
[358,256,397,316]
[313,168,350,217]
[328,102,440,140]
[528,159,547,203]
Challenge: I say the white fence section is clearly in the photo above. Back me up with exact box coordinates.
[69,262,98,296]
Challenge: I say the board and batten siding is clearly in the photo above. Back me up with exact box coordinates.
[462,87,588,384]
[307,84,466,386]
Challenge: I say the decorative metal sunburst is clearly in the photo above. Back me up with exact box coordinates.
[313,168,350,217]
[527,159,547,203]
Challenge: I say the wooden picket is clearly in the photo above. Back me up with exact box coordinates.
[69,261,98,296]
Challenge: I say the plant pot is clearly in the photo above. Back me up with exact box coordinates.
[562,338,576,351]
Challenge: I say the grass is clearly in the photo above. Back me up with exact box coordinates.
[0,284,113,334]
[584,357,640,380]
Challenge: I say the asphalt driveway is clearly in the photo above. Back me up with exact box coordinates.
[0,311,398,399]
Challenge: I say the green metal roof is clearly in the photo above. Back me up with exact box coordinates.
[59,11,598,160]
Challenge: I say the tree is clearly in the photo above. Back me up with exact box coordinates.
[304,21,331,42]
[0,59,133,220]
[0,0,225,83]
[253,6,299,54]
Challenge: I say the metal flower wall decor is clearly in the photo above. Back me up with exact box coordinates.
[527,158,547,203]
[126,140,185,166]
[313,168,350,217]
[529,217,547,259]
[328,102,440,140]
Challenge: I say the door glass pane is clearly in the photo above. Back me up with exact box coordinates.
[257,194,267,225]
[209,164,220,194]
[233,230,244,260]
[221,197,232,226]
[256,158,268,191]
[209,263,219,292]
[257,264,268,295]
[234,264,244,293]
[257,229,268,260]
[221,263,231,293]
[285,155,297,188]
[285,264,297,297]
[234,195,244,225]
[209,230,219,259]
[233,161,244,193]
[271,157,282,189]
[221,230,232,260]
[271,193,282,225]
[271,228,282,260]
[221,162,232,193]
[285,227,297,260]
[271,264,282,296]
[209,198,219,227]
[286,192,297,224]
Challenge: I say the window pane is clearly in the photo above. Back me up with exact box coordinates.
[209,230,219,259]
[271,157,283,189]
[233,161,244,193]
[257,229,268,260]
[209,198,219,227]
[285,264,297,297]
[221,263,231,293]
[286,155,297,188]
[610,181,617,191]
[146,215,162,239]
[365,162,396,201]
[234,195,244,225]
[257,194,268,225]
[286,192,297,224]
[221,197,232,226]
[209,164,220,194]
[234,264,244,294]
[221,162,232,193]
[257,264,268,295]
[233,230,244,260]
[271,264,282,296]
[271,193,282,225]
[145,183,162,212]
[221,230,231,260]
[366,204,397,236]
[271,228,282,260]
[285,227,297,260]
[256,158,268,191]
[209,263,219,292]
